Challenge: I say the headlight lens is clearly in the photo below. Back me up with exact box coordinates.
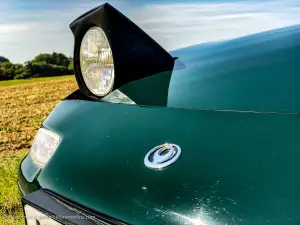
[80,26,114,97]
[30,128,60,168]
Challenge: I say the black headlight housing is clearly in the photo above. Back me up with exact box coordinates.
[70,3,175,100]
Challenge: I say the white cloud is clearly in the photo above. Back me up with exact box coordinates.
[0,23,32,34]
[0,0,300,63]
[0,21,74,63]
[129,0,300,51]
[0,3,98,63]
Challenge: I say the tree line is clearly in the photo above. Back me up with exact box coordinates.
[0,53,74,81]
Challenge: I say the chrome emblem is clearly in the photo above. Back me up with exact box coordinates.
[144,143,182,169]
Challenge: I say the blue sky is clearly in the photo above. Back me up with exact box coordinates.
[1,0,300,63]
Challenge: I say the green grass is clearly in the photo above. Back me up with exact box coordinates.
[0,150,27,225]
[0,75,74,88]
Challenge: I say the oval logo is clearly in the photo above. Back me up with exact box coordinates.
[144,143,182,169]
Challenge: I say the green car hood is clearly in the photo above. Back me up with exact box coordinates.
[29,25,300,224]
[169,25,300,113]
[38,100,300,225]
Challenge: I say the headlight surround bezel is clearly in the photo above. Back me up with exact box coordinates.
[72,22,117,100]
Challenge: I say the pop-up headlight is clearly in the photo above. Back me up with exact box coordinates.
[70,3,174,100]
[80,26,114,97]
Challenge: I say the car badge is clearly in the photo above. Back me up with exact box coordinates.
[144,143,182,169]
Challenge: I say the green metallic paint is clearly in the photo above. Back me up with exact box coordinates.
[33,100,300,225]
[18,154,41,195]
[20,153,40,182]
[18,25,300,224]
[119,70,173,107]
[100,25,300,113]
[169,25,300,113]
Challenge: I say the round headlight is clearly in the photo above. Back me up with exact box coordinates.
[80,26,114,97]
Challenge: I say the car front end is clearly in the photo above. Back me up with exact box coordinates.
[18,3,300,225]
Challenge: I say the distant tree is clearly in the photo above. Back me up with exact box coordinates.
[14,61,32,79]
[68,57,74,71]
[27,62,72,78]
[33,52,70,67]
[32,53,51,64]
[0,62,14,80]
[0,56,9,63]
[0,53,73,80]
[22,61,34,78]
[0,62,23,80]
[52,52,70,67]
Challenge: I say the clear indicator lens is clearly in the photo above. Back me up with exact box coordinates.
[30,128,60,168]
[80,27,114,96]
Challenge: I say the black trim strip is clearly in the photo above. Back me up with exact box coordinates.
[22,189,129,225]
